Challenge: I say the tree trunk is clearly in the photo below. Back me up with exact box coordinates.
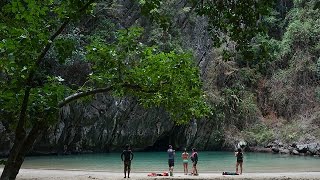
[0,122,47,180]
[1,1,96,179]
[0,136,25,180]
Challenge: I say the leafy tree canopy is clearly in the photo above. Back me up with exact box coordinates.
[190,0,277,70]
[191,0,275,47]
[83,26,210,124]
[0,0,210,128]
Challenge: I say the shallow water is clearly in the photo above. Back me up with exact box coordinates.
[1,151,320,172]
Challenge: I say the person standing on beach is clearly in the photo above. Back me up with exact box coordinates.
[181,148,189,175]
[167,145,175,176]
[190,148,198,176]
[235,148,243,175]
[121,144,134,178]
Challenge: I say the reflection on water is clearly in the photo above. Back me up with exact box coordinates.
[1,151,320,172]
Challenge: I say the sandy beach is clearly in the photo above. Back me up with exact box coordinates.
[1,168,320,180]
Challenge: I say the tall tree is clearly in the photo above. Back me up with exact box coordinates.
[0,0,209,179]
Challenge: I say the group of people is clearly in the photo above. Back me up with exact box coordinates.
[120,144,244,178]
[167,145,198,176]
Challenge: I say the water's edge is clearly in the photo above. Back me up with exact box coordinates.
[1,151,319,173]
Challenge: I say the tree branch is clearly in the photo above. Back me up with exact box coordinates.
[58,83,161,108]
[58,87,113,108]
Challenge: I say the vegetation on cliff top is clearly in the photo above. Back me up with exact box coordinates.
[203,0,320,148]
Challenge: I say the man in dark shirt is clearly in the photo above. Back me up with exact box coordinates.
[167,145,175,176]
[121,144,134,178]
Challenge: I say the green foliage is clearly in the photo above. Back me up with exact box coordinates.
[265,0,319,119]
[139,0,161,15]
[1,0,210,128]
[241,35,280,74]
[86,27,145,86]
[280,0,320,56]
[27,76,67,125]
[220,86,259,130]
[237,93,259,120]
[86,27,210,123]
[191,0,278,75]
[138,0,171,30]
[263,9,284,37]
[131,50,210,123]
[54,38,76,64]
[244,124,275,146]
[193,0,275,48]
[146,26,180,53]
[267,68,293,115]
[278,122,301,143]
[237,68,262,88]
[204,59,261,130]
[0,0,95,127]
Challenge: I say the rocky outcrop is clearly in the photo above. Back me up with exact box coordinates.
[257,141,320,157]
[32,95,171,154]
[24,94,222,155]
[0,93,227,157]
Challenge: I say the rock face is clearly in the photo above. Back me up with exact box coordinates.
[28,94,223,155]
[33,95,170,154]
[263,142,320,156]
[0,94,226,156]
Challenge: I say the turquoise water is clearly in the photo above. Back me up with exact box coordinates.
[1,151,320,172]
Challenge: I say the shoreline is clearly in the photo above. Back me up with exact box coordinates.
[1,168,320,180]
